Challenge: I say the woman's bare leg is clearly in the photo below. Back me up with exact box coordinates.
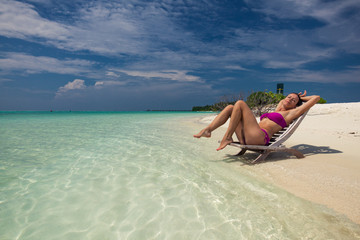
[193,105,234,138]
[217,100,263,151]
[235,122,245,145]
[216,101,243,150]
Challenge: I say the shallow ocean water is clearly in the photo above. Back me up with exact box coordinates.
[1,111,359,240]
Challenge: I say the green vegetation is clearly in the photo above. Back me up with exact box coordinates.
[192,90,284,113]
[245,91,285,116]
[192,94,241,112]
[192,105,216,111]
[246,91,285,109]
[318,97,327,104]
[192,90,326,115]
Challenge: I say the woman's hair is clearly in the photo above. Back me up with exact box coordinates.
[290,92,303,106]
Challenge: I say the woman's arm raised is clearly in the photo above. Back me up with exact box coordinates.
[289,93,320,119]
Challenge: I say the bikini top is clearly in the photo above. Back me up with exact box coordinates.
[260,112,287,128]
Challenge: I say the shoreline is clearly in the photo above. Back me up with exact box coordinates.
[197,102,360,225]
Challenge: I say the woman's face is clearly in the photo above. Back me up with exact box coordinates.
[284,93,299,109]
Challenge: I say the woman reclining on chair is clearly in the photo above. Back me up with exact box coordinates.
[193,90,320,151]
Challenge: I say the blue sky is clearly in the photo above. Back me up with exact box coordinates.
[1,0,359,111]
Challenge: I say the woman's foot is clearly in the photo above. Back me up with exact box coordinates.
[216,137,233,151]
[193,128,211,138]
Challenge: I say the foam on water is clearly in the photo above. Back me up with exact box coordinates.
[1,112,359,239]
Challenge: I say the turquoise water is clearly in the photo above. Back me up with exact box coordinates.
[1,111,359,240]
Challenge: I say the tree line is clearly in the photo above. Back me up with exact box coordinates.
[192,90,326,116]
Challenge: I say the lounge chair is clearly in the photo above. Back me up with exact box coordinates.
[229,111,308,163]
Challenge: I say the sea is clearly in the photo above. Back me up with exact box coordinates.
[1,111,359,240]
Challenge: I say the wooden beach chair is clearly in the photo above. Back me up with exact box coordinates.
[229,111,308,164]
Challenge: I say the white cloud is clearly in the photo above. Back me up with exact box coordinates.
[0,0,359,86]
[225,65,251,71]
[0,52,94,75]
[228,29,334,69]
[0,0,70,40]
[281,69,360,83]
[245,0,358,23]
[56,78,130,97]
[242,0,360,56]
[94,80,126,87]
[117,69,203,82]
[0,0,350,72]
[56,79,86,97]
[0,0,188,56]
[106,71,120,78]
[264,60,308,69]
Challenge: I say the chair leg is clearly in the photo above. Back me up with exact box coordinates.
[236,149,247,156]
[251,151,270,164]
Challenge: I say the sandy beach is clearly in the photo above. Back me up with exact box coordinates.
[200,102,360,225]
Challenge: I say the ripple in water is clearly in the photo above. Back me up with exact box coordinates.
[1,112,359,239]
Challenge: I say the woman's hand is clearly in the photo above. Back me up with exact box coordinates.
[298,90,307,99]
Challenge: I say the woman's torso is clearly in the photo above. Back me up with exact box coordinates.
[259,111,292,138]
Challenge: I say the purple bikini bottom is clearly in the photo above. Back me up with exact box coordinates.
[261,129,270,145]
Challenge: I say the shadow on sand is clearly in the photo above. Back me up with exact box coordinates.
[222,144,343,165]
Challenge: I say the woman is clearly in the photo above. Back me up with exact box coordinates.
[193,90,320,151]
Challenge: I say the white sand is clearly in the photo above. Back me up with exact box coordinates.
[201,102,360,224]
